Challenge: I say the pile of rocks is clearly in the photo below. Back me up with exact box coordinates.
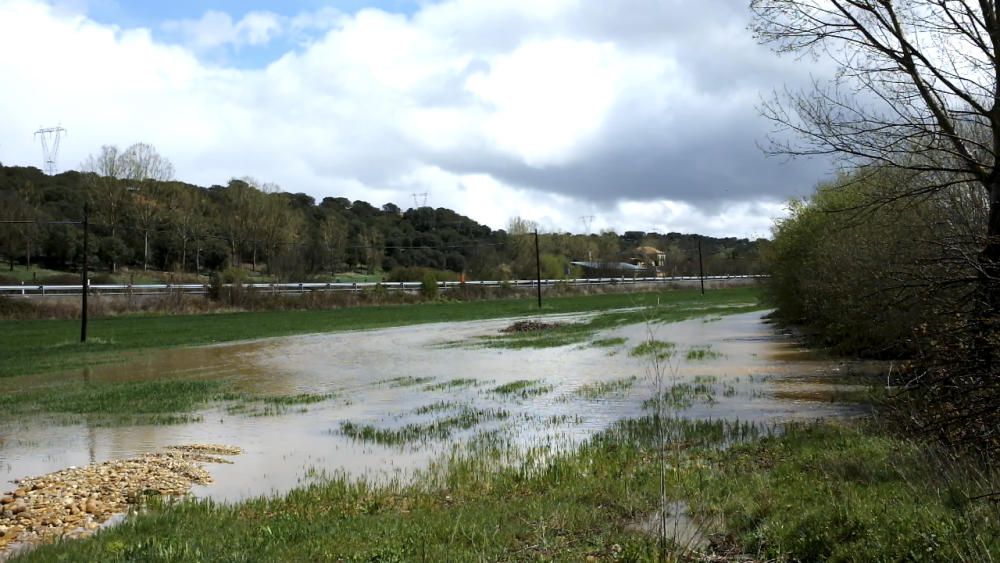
[0,444,241,553]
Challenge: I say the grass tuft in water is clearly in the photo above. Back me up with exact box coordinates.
[685,345,723,361]
[642,383,717,410]
[339,407,510,446]
[422,378,479,391]
[575,376,639,399]
[490,380,554,399]
[630,340,676,361]
[381,376,436,388]
[0,379,225,426]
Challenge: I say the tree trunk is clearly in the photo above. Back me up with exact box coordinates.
[143,231,149,271]
[181,237,188,272]
[196,240,202,273]
[25,239,31,269]
[252,245,257,272]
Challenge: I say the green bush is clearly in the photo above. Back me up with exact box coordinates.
[421,271,438,300]
[764,167,977,356]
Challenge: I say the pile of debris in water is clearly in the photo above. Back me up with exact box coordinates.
[0,444,241,553]
[500,320,565,333]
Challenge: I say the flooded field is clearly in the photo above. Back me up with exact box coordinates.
[0,311,873,505]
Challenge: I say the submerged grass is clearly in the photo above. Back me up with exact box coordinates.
[574,376,639,399]
[19,414,993,562]
[630,340,677,361]
[685,345,723,361]
[381,376,435,388]
[422,378,479,391]
[490,379,554,399]
[223,392,336,417]
[477,299,765,351]
[0,379,225,426]
[338,407,510,446]
[0,287,761,379]
[641,383,717,410]
[0,381,341,425]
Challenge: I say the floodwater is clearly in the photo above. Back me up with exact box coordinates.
[0,311,876,503]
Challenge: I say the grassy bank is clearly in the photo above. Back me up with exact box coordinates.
[0,287,760,379]
[15,416,997,562]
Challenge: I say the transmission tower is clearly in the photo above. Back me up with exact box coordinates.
[411,192,429,208]
[34,126,67,175]
[579,215,595,234]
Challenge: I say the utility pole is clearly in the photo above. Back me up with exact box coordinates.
[534,229,542,309]
[81,204,89,343]
[697,236,705,295]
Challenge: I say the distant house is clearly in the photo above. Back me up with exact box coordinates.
[627,246,666,268]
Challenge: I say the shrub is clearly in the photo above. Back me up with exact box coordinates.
[421,271,438,300]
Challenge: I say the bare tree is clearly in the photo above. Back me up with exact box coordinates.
[122,142,174,183]
[750,0,1000,306]
[82,143,174,271]
[751,1,1000,453]
[81,146,129,270]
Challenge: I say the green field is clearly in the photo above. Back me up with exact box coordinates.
[0,287,760,379]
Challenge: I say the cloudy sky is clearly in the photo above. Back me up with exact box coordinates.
[0,0,831,238]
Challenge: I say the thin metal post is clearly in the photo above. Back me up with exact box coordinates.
[81,205,89,343]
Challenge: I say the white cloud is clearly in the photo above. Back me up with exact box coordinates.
[163,10,283,50]
[0,0,825,238]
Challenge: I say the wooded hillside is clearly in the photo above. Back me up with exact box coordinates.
[0,164,764,281]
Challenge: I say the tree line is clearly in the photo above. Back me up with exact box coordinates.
[752,0,1000,456]
[0,149,765,283]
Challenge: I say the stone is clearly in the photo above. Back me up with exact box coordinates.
[0,443,240,555]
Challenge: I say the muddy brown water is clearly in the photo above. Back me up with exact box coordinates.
[0,311,875,504]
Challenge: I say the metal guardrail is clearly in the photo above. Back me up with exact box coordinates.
[0,275,765,297]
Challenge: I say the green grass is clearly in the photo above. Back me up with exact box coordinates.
[574,376,639,399]
[222,392,336,417]
[630,340,677,361]
[642,383,717,410]
[19,414,991,562]
[0,379,225,426]
[380,376,436,388]
[259,393,334,406]
[682,422,1000,561]
[0,287,762,379]
[490,380,554,399]
[0,265,75,283]
[685,345,723,361]
[422,378,479,391]
[338,407,510,446]
[479,298,764,351]
[0,382,341,425]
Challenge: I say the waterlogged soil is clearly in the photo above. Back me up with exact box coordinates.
[0,311,875,518]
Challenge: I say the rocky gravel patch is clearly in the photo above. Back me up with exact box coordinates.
[0,444,241,555]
